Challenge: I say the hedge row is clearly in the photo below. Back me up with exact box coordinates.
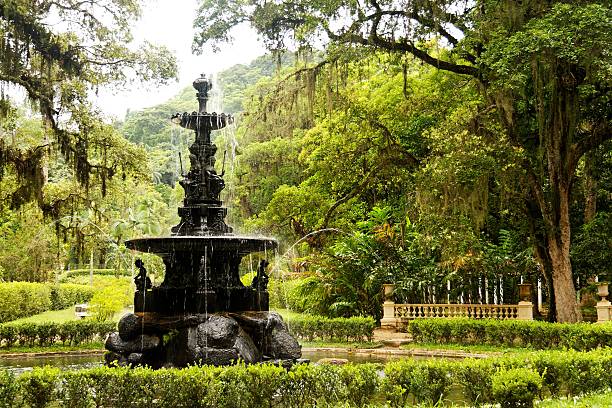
[407,318,612,350]
[285,315,375,342]
[0,314,374,348]
[0,320,115,347]
[59,269,130,282]
[0,282,94,323]
[0,349,610,407]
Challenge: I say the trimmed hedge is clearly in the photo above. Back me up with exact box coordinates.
[0,320,115,347]
[0,282,94,323]
[407,318,612,350]
[285,315,375,342]
[59,269,130,282]
[0,313,374,348]
[0,349,610,407]
[50,284,95,310]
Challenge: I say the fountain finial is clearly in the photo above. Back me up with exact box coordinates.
[193,73,213,113]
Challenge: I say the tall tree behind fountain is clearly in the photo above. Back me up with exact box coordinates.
[105,75,301,368]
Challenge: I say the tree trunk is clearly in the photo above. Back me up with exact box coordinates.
[547,237,581,322]
[544,180,582,322]
[583,152,597,223]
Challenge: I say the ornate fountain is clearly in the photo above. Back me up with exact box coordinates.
[104,75,301,368]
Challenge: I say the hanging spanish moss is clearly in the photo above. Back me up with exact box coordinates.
[0,0,158,212]
[0,138,45,208]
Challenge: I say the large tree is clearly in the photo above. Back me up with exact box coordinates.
[1,0,177,205]
[193,0,612,322]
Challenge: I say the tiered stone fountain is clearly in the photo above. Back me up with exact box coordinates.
[104,75,301,368]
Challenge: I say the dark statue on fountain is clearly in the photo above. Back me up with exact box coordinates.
[104,74,302,368]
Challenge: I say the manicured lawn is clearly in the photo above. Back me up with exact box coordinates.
[272,308,306,320]
[300,340,383,349]
[402,342,535,354]
[0,342,105,354]
[9,307,79,324]
[537,390,612,407]
[9,306,130,324]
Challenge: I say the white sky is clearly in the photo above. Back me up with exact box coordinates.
[93,0,267,120]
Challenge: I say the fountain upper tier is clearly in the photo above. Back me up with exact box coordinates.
[166,74,237,236]
[171,111,232,132]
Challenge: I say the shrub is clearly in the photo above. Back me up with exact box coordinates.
[17,367,60,408]
[0,282,94,323]
[58,269,130,282]
[0,282,51,323]
[407,318,612,350]
[491,368,543,408]
[0,320,115,347]
[89,286,130,321]
[0,350,610,407]
[0,369,17,408]
[285,315,375,342]
[50,284,95,310]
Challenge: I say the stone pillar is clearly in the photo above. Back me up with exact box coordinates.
[596,282,611,323]
[517,301,534,320]
[380,284,397,329]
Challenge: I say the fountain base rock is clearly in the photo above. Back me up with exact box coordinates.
[105,311,301,368]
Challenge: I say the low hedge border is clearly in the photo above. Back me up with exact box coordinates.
[0,321,115,347]
[284,315,375,342]
[0,283,94,323]
[407,318,612,350]
[0,314,374,349]
[0,349,610,407]
[58,269,130,282]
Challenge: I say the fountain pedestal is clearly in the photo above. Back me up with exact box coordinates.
[104,74,301,368]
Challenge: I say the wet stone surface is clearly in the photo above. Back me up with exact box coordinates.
[197,315,238,348]
[263,327,302,360]
[105,312,301,368]
[105,332,161,355]
[118,313,142,341]
[232,328,261,363]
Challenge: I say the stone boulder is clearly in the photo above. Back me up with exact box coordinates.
[232,328,261,363]
[118,313,142,341]
[263,327,301,359]
[195,347,239,365]
[230,311,287,349]
[105,332,161,354]
[197,315,239,348]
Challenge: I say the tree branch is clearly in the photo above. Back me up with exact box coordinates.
[571,121,611,170]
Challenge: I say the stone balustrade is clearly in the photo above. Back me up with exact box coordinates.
[380,284,534,329]
[396,303,524,319]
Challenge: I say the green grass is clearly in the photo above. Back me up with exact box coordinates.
[299,340,383,349]
[536,390,612,407]
[0,341,105,354]
[9,307,80,324]
[401,341,535,354]
[8,306,131,324]
[272,308,307,320]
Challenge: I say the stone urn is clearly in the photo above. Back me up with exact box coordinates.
[597,282,609,302]
[382,284,395,302]
[518,283,532,302]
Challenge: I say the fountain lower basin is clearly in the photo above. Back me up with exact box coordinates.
[126,235,276,254]
[125,235,277,315]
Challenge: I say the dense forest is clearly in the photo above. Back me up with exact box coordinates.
[1,0,610,323]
